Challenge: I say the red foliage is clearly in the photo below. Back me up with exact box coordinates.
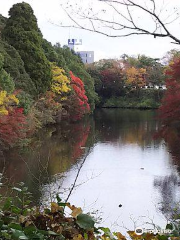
[71,124,90,161]
[0,108,27,149]
[100,68,124,97]
[159,58,180,127]
[69,71,90,121]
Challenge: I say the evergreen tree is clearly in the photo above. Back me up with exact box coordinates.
[0,54,14,93]
[2,2,52,95]
[0,14,6,38]
[0,40,36,95]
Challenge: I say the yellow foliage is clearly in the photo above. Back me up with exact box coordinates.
[115,232,127,240]
[125,67,146,88]
[73,234,84,240]
[51,202,64,213]
[66,203,83,218]
[51,64,71,97]
[0,91,19,115]
[71,207,83,218]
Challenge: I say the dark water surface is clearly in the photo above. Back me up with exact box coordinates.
[1,109,180,232]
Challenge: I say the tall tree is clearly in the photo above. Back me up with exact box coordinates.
[54,45,97,110]
[160,57,180,128]
[2,2,52,95]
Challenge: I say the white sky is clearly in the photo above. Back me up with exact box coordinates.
[0,0,180,61]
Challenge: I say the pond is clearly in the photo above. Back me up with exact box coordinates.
[1,109,180,233]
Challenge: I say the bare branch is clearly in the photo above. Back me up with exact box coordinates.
[59,0,180,44]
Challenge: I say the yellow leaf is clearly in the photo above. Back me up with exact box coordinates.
[0,91,19,115]
[71,207,83,218]
[115,232,127,240]
[51,202,60,213]
[73,234,84,240]
[51,64,71,98]
[127,231,143,240]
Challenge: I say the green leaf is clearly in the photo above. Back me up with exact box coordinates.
[24,226,37,235]
[9,223,22,231]
[100,227,111,234]
[56,195,66,207]
[11,206,21,214]
[24,200,32,206]
[22,187,28,192]
[47,231,59,236]
[2,216,16,225]
[84,233,88,240]
[158,236,169,240]
[166,223,173,230]
[1,230,11,239]
[56,194,62,203]
[11,229,28,240]
[76,214,95,230]
[0,220,4,229]
[44,208,51,214]
[3,198,12,211]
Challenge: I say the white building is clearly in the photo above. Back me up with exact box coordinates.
[68,39,94,64]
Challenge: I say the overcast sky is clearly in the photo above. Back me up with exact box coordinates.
[0,0,180,61]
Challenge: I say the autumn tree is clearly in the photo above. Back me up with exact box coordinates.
[68,71,90,121]
[0,108,27,149]
[125,67,146,90]
[51,64,71,98]
[61,0,180,44]
[54,44,97,111]
[122,54,165,87]
[87,59,124,98]
[159,57,180,128]
[2,2,52,95]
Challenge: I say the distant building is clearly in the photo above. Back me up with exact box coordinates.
[68,39,82,51]
[68,39,94,64]
[76,51,94,64]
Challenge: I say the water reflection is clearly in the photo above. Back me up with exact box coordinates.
[154,174,180,220]
[94,109,161,148]
[0,119,93,203]
[0,109,180,232]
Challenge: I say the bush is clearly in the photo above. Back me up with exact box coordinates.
[0,182,178,240]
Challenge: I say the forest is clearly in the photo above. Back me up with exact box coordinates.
[0,1,180,151]
[0,2,179,152]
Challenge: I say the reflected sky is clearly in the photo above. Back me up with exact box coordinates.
[1,109,180,234]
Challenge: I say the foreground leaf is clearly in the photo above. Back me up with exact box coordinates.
[76,214,95,230]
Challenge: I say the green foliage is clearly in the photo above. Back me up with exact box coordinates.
[42,39,58,63]
[0,14,6,38]
[103,91,162,109]
[0,54,15,93]
[76,214,95,230]
[0,182,179,240]
[17,91,33,115]
[0,40,36,95]
[2,2,52,95]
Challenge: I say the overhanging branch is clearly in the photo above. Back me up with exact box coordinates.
[58,0,180,44]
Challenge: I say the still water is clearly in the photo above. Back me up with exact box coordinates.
[1,109,180,233]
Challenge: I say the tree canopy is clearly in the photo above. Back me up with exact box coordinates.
[2,2,52,95]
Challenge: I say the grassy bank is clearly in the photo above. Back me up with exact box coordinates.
[98,89,164,109]
[102,96,160,109]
